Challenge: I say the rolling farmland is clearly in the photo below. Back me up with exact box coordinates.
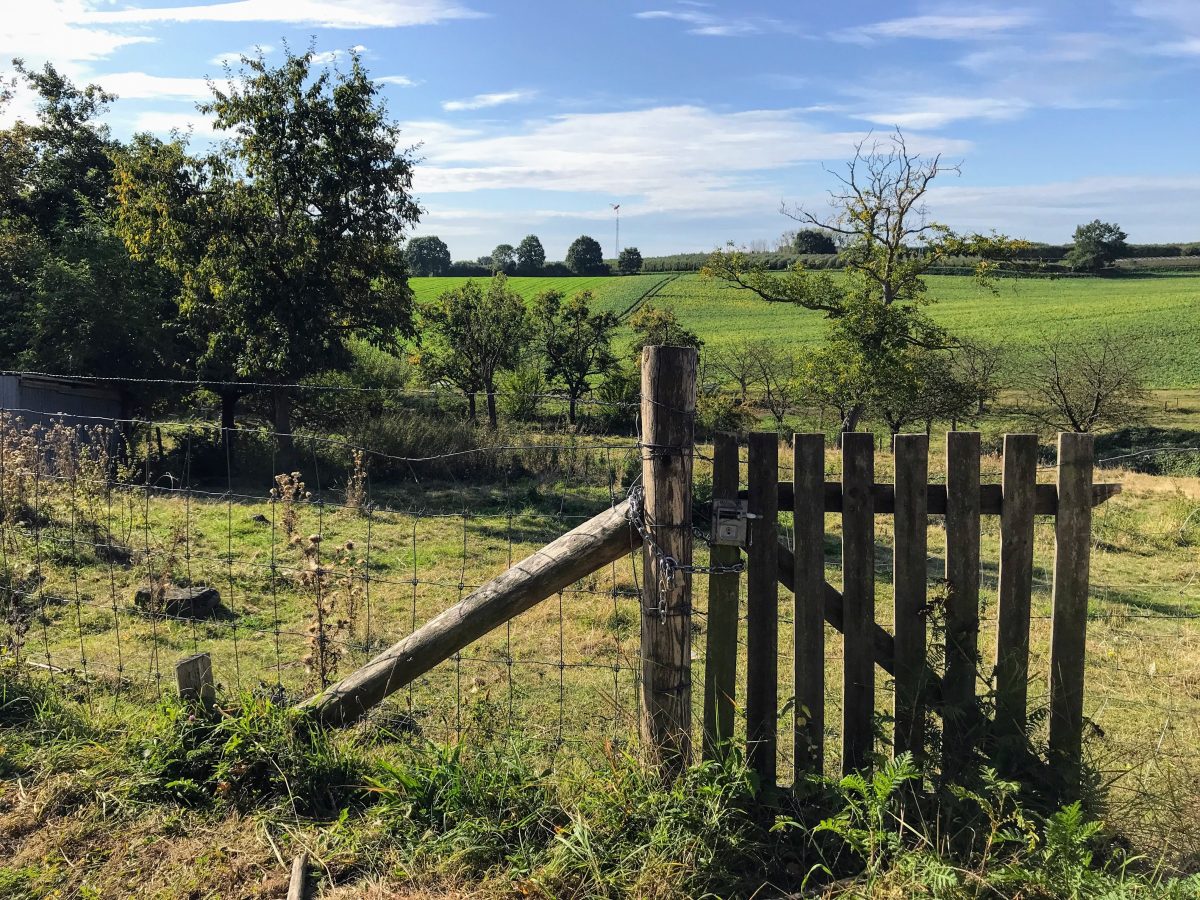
[411,271,1200,388]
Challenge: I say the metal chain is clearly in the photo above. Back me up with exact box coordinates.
[626,483,744,621]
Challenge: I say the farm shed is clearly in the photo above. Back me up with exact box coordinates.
[0,373,125,428]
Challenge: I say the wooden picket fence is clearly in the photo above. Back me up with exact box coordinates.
[701,427,1120,792]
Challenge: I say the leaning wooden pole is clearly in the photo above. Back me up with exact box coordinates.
[638,345,697,772]
[299,501,639,726]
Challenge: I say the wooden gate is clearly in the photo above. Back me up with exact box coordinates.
[701,429,1120,794]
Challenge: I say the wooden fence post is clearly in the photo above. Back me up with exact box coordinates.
[639,345,697,772]
[793,434,826,778]
[175,652,215,711]
[943,431,981,779]
[746,432,779,787]
[893,434,928,761]
[841,432,874,774]
[1049,432,1094,791]
[995,434,1037,751]
[703,433,740,759]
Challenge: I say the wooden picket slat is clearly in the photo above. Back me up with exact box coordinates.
[746,432,779,787]
[892,435,928,761]
[792,433,826,777]
[995,434,1038,746]
[1048,432,1094,790]
[841,432,875,774]
[942,431,981,778]
[703,433,741,759]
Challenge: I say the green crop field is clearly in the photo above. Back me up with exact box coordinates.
[409,273,676,318]
[412,271,1200,388]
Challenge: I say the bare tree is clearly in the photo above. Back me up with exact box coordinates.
[1019,333,1148,433]
[708,340,768,402]
[748,345,802,433]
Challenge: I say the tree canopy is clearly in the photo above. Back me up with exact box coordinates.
[1066,220,1127,272]
[617,246,643,275]
[417,275,530,427]
[566,235,606,275]
[533,289,618,423]
[113,47,421,432]
[516,234,545,274]
[406,236,451,276]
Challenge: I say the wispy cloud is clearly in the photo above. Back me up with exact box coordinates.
[635,6,795,37]
[441,90,535,112]
[3,2,155,67]
[377,75,418,87]
[94,72,220,102]
[854,95,1030,130]
[406,105,968,216]
[834,10,1035,44]
[209,44,275,67]
[311,45,366,65]
[81,0,484,29]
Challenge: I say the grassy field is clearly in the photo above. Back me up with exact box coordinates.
[410,271,1200,388]
[410,273,676,319]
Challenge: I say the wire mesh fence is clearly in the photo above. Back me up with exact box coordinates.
[2,381,1200,813]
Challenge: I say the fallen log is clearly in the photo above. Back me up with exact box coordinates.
[298,500,640,726]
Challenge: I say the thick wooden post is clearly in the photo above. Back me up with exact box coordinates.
[841,432,875,774]
[746,432,779,787]
[893,434,928,761]
[793,434,826,777]
[995,434,1038,747]
[639,345,697,771]
[703,433,740,759]
[175,652,215,711]
[1048,432,1094,790]
[943,432,981,778]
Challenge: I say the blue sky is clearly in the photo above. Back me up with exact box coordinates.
[3,1,1199,259]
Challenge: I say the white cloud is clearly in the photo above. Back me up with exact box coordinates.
[406,105,970,218]
[131,109,222,139]
[834,11,1035,43]
[2,2,156,67]
[929,175,1200,242]
[855,95,1031,130]
[635,8,794,37]
[377,75,418,87]
[93,72,218,102]
[81,0,484,28]
[209,44,275,67]
[311,45,365,65]
[441,90,535,112]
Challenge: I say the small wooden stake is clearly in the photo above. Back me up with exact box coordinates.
[175,652,215,711]
[287,852,308,900]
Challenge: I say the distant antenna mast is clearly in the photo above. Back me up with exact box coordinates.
[610,203,620,261]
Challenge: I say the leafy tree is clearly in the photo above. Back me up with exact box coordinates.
[628,303,702,355]
[532,289,618,424]
[708,341,767,402]
[798,341,873,436]
[491,243,516,274]
[790,228,837,255]
[417,275,530,427]
[476,255,493,267]
[1066,220,1127,272]
[406,236,451,276]
[515,234,545,274]
[566,235,606,275]
[113,48,420,447]
[1019,333,1147,433]
[617,246,643,275]
[0,62,178,394]
[704,131,1028,439]
[747,345,802,432]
